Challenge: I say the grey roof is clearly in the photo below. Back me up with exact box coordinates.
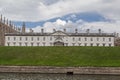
[5,31,115,37]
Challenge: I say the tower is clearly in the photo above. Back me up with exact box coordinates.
[22,22,26,33]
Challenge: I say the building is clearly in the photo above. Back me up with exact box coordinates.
[0,15,19,46]
[0,15,116,47]
[5,29,115,47]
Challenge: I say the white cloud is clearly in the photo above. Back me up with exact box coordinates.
[0,0,120,35]
[1,0,120,21]
[31,19,120,35]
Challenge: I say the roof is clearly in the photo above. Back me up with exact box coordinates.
[5,31,115,37]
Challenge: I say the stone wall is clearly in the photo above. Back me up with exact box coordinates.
[0,19,18,46]
[0,66,120,75]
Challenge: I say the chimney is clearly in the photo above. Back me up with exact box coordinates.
[75,29,78,33]
[41,28,44,33]
[30,28,33,33]
[18,27,21,32]
[22,22,26,33]
[98,29,101,34]
[64,29,66,32]
[86,29,90,34]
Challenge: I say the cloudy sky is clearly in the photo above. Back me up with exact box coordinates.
[0,0,120,34]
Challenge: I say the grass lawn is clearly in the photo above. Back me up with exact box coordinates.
[0,46,120,67]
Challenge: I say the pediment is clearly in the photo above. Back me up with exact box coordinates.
[51,31,67,36]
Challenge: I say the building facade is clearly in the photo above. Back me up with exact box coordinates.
[0,15,19,46]
[5,30,115,47]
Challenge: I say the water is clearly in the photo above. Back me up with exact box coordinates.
[0,73,120,80]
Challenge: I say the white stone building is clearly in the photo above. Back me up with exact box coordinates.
[5,29,115,47]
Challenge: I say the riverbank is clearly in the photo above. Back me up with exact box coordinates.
[0,46,120,66]
[0,66,120,75]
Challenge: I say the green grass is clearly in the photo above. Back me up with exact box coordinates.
[0,46,120,67]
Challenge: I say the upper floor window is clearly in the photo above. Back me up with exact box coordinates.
[103,38,105,41]
[79,38,81,41]
[50,37,52,41]
[109,38,111,42]
[37,37,39,41]
[14,37,16,41]
[20,37,22,41]
[25,37,28,41]
[43,37,45,41]
[8,37,10,40]
[97,38,99,41]
[91,38,93,41]
[31,37,33,41]
[85,37,87,41]
[73,37,75,41]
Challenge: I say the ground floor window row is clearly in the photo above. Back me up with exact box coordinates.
[6,42,113,47]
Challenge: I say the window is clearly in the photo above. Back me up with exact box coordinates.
[85,37,87,41]
[97,38,99,41]
[109,44,112,47]
[50,43,52,46]
[90,43,93,46]
[25,43,28,46]
[20,37,22,41]
[7,42,10,46]
[97,43,99,46]
[109,38,111,42]
[91,38,93,41]
[65,43,68,46]
[50,37,52,41]
[13,42,16,46]
[43,37,45,41]
[43,43,46,46]
[14,37,16,41]
[103,43,105,47]
[37,43,39,46]
[19,42,22,46]
[103,38,105,41]
[79,43,81,46]
[31,43,33,46]
[37,37,39,41]
[72,43,75,46]
[84,43,87,46]
[8,37,10,40]
[73,37,75,41]
[25,37,28,41]
[31,37,33,41]
[79,38,81,41]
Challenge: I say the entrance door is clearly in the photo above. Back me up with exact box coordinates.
[54,41,64,46]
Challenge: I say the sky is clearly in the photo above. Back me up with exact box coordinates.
[0,0,120,34]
